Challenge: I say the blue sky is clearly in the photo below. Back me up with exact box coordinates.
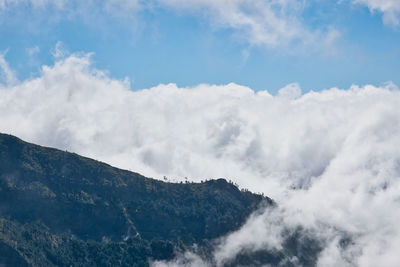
[0,0,400,93]
[3,3,400,263]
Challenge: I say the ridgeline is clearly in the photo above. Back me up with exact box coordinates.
[0,133,273,266]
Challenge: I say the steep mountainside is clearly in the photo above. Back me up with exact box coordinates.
[0,133,272,266]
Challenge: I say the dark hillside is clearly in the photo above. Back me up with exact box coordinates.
[0,133,270,266]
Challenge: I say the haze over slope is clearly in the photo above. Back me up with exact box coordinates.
[1,54,400,265]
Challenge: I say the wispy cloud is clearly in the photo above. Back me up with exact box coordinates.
[0,51,18,86]
[26,46,40,56]
[51,41,69,59]
[0,0,339,50]
[157,0,337,48]
[0,0,68,10]
[354,0,400,26]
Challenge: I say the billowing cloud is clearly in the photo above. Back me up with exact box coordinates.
[354,0,400,26]
[2,54,400,266]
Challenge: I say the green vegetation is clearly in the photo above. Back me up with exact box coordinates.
[0,133,272,266]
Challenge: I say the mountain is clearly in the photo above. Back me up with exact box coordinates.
[0,133,323,266]
[0,133,274,266]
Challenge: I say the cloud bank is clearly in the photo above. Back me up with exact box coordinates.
[1,54,400,266]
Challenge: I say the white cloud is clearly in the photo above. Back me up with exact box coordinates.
[212,208,286,266]
[157,0,334,48]
[0,51,18,86]
[354,0,400,26]
[151,251,210,267]
[2,54,400,266]
[26,46,40,56]
[0,0,338,49]
[277,82,302,99]
[51,41,69,59]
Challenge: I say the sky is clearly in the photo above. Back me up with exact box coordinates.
[0,0,400,92]
[2,1,400,266]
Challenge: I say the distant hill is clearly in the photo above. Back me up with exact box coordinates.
[0,133,276,266]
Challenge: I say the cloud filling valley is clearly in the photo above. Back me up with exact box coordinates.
[1,54,400,266]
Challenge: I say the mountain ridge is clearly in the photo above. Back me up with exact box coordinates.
[0,133,272,266]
